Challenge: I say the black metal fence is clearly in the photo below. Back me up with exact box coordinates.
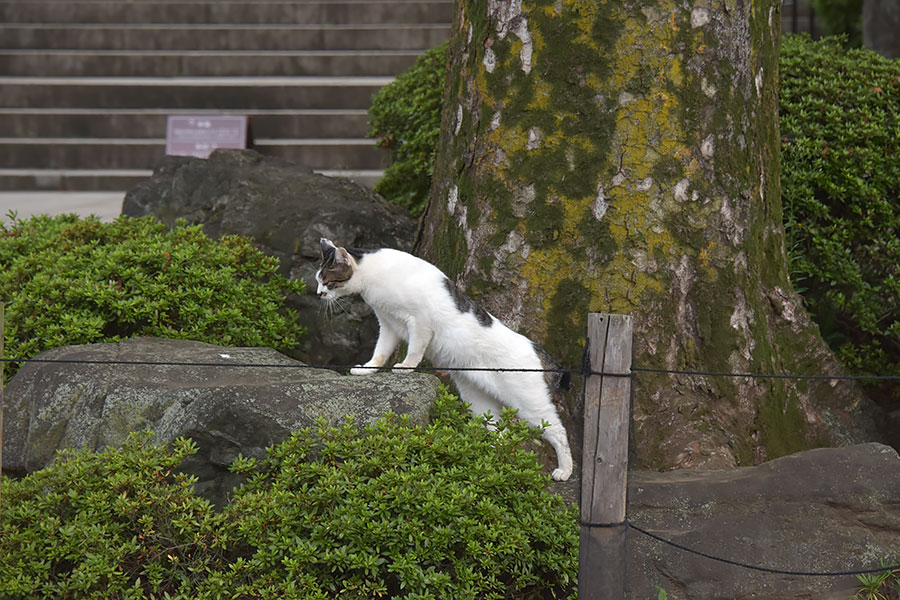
[782,0,822,37]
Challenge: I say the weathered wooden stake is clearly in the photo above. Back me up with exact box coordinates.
[579,313,633,599]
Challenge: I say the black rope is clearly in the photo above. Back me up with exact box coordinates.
[1,355,895,382]
[626,521,900,577]
[580,520,627,528]
[0,356,633,377]
[632,365,900,382]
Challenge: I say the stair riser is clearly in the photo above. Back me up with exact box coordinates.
[0,52,419,77]
[0,82,387,110]
[0,169,380,191]
[3,141,390,170]
[0,111,371,139]
[0,1,454,25]
[0,173,151,191]
[0,25,449,51]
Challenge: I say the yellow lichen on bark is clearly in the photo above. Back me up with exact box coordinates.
[478,0,702,320]
[459,0,728,333]
[586,1,691,311]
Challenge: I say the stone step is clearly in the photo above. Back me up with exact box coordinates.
[0,0,448,192]
[0,108,371,139]
[2,137,390,171]
[0,49,420,77]
[0,0,454,25]
[0,23,450,51]
[0,76,392,110]
[0,168,383,191]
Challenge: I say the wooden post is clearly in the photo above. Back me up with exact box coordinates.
[579,313,633,599]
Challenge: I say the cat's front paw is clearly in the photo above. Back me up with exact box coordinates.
[350,365,380,376]
[391,362,416,374]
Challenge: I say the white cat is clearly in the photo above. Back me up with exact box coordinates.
[315,238,573,481]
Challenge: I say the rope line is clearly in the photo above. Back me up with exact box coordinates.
[632,365,900,382]
[0,356,896,381]
[626,521,900,577]
[580,520,627,528]
[0,356,591,376]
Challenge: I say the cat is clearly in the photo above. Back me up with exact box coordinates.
[315,238,573,481]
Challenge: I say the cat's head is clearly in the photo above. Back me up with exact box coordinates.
[315,238,357,300]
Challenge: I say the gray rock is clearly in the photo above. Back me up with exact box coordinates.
[2,337,441,506]
[625,443,900,600]
[121,149,418,367]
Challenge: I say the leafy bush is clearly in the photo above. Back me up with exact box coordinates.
[780,35,900,402]
[0,214,305,381]
[0,390,578,600]
[0,433,223,599]
[368,42,448,216]
[207,389,578,599]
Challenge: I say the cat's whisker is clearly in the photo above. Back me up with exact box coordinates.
[317,298,331,319]
[330,297,351,317]
[317,295,345,321]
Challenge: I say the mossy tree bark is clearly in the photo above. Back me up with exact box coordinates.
[418,0,880,470]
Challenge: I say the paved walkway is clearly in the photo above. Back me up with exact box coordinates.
[0,191,123,223]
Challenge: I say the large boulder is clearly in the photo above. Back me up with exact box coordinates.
[121,149,418,367]
[626,443,900,599]
[2,337,441,506]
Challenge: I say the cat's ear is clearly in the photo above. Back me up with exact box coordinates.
[320,238,336,260]
[334,247,352,265]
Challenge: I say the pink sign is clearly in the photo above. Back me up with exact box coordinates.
[165,115,249,158]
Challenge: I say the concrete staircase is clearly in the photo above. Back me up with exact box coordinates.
[0,0,452,191]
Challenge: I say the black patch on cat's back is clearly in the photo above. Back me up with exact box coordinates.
[348,248,375,262]
[443,278,493,328]
[532,342,571,392]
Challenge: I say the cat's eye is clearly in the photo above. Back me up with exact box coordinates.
[326,277,349,288]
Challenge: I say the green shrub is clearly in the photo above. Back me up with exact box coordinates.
[0,214,305,382]
[0,390,578,599]
[0,432,223,599]
[780,35,900,402]
[207,388,578,599]
[368,42,448,216]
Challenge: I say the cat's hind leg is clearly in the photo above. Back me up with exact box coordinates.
[498,374,573,481]
[541,422,573,481]
[351,315,401,375]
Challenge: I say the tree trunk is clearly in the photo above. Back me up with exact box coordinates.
[418,0,881,470]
